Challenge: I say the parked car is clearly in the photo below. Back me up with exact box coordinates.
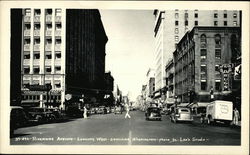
[96,106,107,114]
[170,107,193,123]
[10,106,29,136]
[26,107,53,124]
[205,100,233,125]
[47,108,65,122]
[114,106,123,114]
[145,107,162,121]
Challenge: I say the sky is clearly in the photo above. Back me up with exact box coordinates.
[99,10,155,101]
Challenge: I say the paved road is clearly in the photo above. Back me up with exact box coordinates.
[10,110,240,145]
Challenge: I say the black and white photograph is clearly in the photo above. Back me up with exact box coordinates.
[0,1,249,154]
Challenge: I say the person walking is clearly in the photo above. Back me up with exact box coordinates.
[125,103,131,119]
[233,108,240,126]
[83,106,88,119]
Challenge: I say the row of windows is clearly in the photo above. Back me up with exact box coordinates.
[23,66,61,74]
[174,12,237,19]
[200,49,221,60]
[25,8,62,16]
[24,52,61,59]
[24,38,61,45]
[24,23,62,30]
[174,20,237,26]
[22,94,61,101]
[201,81,221,91]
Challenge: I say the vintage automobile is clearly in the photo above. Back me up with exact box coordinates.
[26,107,54,124]
[170,106,193,123]
[47,108,65,122]
[145,107,162,121]
[10,106,29,136]
[114,106,123,114]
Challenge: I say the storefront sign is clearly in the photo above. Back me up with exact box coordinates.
[28,84,52,91]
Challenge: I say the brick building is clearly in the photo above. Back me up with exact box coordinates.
[173,26,241,103]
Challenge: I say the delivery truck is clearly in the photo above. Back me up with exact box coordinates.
[205,100,233,125]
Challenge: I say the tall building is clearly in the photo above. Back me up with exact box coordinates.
[145,68,155,99]
[173,26,241,103]
[153,10,240,102]
[10,9,22,106]
[18,8,107,109]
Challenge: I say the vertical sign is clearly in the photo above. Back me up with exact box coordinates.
[220,64,233,91]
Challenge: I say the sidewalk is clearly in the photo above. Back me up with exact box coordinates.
[192,115,241,127]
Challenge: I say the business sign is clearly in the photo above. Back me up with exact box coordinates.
[220,64,233,91]
[28,84,52,91]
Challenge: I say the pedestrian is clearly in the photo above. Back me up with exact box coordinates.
[83,106,88,119]
[125,103,131,119]
[233,108,240,126]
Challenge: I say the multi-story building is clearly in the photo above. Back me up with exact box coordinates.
[19,8,107,109]
[10,9,22,106]
[145,68,155,99]
[153,9,240,101]
[173,26,241,103]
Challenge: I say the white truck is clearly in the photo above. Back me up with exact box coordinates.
[205,100,233,125]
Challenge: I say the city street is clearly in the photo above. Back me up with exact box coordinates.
[10,110,240,145]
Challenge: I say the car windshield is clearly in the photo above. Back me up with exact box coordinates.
[179,108,190,113]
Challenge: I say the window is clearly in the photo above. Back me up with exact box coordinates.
[24,67,30,74]
[45,66,51,73]
[233,21,237,26]
[214,21,218,26]
[185,20,188,26]
[24,38,30,44]
[215,49,221,59]
[34,52,40,59]
[46,9,52,15]
[46,38,52,44]
[215,34,221,45]
[233,13,237,18]
[175,13,179,19]
[55,81,61,88]
[24,52,30,59]
[55,52,61,59]
[23,80,30,88]
[200,65,207,74]
[34,9,41,15]
[201,80,207,90]
[200,49,207,59]
[224,21,227,26]
[194,13,198,18]
[55,66,61,73]
[55,23,62,30]
[175,28,179,34]
[55,38,61,44]
[215,80,221,91]
[34,38,40,44]
[175,21,179,26]
[34,23,40,30]
[45,52,52,59]
[46,23,52,30]
[33,67,40,74]
[215,65,220,72]
[55,9,62,16]
[175,36,179,42]
[25,24,31,30]
[200,34,206,44]
[224,13,227,18]
[195,21,198,26]
[214,13,218,18]
[25,9,31,16]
